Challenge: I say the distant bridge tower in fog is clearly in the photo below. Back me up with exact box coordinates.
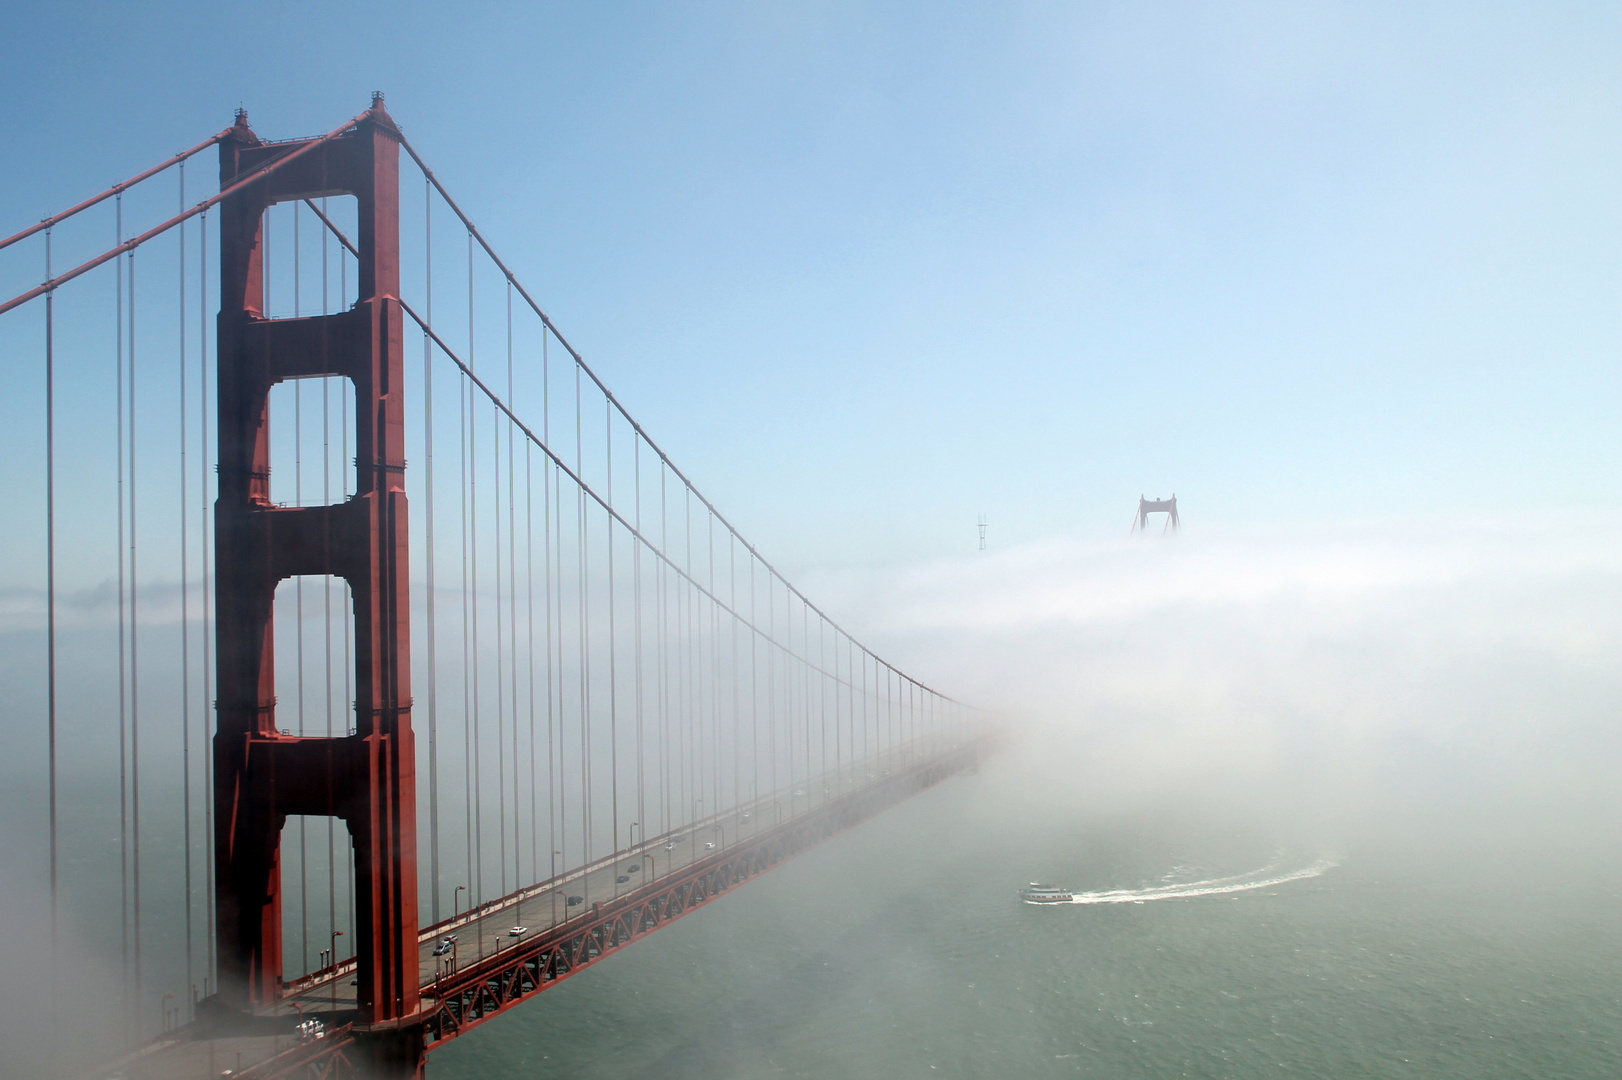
[1132,494,1180,534]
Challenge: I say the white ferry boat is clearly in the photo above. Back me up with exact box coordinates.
[1019,882,1074,904]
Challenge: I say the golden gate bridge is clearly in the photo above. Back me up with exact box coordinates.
[0,95,989,1078]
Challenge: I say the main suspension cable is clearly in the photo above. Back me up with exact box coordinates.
[0,108,372,318]
[396,135,955,706]
[0,129,230,254]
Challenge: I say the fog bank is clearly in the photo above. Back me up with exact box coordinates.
[806,517,1621,851]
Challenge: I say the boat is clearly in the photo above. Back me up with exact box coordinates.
[1019,882,1074,904]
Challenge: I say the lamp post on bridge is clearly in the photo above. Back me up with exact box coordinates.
[330,929,343,1016]
[692,800,703,867]
[287,1000,308,1054]
[453,884,467,920]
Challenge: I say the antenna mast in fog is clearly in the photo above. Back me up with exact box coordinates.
[1132,494,1180,535]
[978,513,988,551]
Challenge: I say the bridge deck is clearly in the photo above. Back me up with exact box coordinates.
[83,738,985,1080]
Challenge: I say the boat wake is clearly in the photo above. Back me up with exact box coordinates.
[1061,858,1338,905]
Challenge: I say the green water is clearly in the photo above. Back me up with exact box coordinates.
[428,756,1622,1079]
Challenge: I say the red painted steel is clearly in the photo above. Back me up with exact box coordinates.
[212,96,421,1075]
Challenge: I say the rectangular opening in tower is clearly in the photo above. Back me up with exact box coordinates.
[273,574,357,736]
[259,196,361,319]
[267,375,357,507]
[278,813,358,981]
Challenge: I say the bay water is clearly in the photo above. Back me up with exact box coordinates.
[430,747,1621,1079]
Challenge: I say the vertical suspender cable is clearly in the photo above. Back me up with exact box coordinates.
[634,437,644,847]
[805,600,812,801]
[693,493,701,825]
[781,579,790,807]
[468,230,483,904]
[768,573,776,807]
[320,194,335,962]
[746,541,752,804]
[859,647,867,769]
[322,219,342,970]
[340,242,356,952]
[424,180,440,922]
[526,399,537,882]
[854,641,861,774]
[44,228,58,978]
[494,302,506,898]
[343,274,355,951]
[544,328,557,893]
[319,192,336,962]
[115,196,130,1033]
[682,488,691,826]
[295,203,309,974]
[200,207,215,987]
[705,518,712,823]
[576,360,591,883]
[659,464,669,838]
[709,511,718,820]
[177,164,194,1004]
[129,245,143,1017]
[787,591,795,803]
[607,400,619,854]
[460,272,473,905]
[507,283,520,886]
[814,607,822,793]
[556,373,567,883]
[730,533,738,821]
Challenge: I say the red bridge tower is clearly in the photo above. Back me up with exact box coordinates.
[212,96,421,1074]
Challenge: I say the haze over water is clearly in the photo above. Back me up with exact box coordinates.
[433,525,1622,1079]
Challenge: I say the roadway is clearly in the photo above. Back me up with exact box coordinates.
[280,747,934,1017]
[78,740,961,1079]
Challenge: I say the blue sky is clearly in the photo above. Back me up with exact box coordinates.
[2,1,1618,572]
